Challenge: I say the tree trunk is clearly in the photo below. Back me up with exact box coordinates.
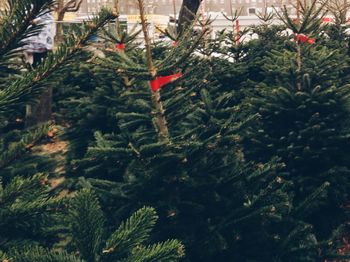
[55,0,65,43]
[55,13,65,43]
[178,0,202,33]
[25,52,53,127]
[26,88,53,127]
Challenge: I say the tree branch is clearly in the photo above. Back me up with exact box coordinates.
[55,0,83,21]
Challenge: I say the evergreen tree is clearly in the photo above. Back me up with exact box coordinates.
[53,51,122,161]
[0,0,115,253]
[203,13,293,107]
[59,1,349,260]
[0,173,61,251]
[0,0,115,179]
[242,0,350,240]
[1,2,184,261]
[1,189,184,262]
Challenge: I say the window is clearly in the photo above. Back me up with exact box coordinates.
[248,7,256,14]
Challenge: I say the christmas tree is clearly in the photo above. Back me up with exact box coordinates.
[242,0,350,242]
[0,0,117,251]
[0,1,183,260]
[2,189,184,262]
[1,0,350,260]
[58,0,349,260]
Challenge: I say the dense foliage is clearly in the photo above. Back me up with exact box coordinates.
[1,0,350,261]
[0,0,183,261]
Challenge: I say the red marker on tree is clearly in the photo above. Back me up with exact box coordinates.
[149,73,183,92]
[295,34,308,43]
[295,34,315,44]
[322,17,333,23]
[116,43,126,50]
[307,38,315,44]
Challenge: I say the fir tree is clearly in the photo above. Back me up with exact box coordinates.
[0,0,116,179]
[2,189,184,262]
[59,1,349,261]
[0,0,115,252]
[242,0,350,240]
[1,2,184,261]
[0,173,60,251]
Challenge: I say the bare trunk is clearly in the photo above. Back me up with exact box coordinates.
[25,52,53,127]
[138,0,169,143]
[296,0,300,20]
[26,88,53,127]
[55,13,65,43]
[178,0,202,34]
[173,0,177,35]
[150,90,169,142]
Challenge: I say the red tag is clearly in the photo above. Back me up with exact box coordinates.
[295,34,315,44]
[172,41,177,47]
[307,38,315,44]
[149,73,183,92]
[235,20,240,44]
[116,43,125,50]
[323,17,333,23]
[295,34,308,43]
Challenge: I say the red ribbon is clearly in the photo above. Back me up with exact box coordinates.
[295,34,315,44]
[307,38,315,44]
[116,43,126,50]
[235,20,240,44]
[149,73,183,92]
[323,17,334,23]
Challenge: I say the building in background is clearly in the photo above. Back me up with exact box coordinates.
[202,0,294,16]
[0,0,295,18]
[77,0,294,17]
[77,0,182,17]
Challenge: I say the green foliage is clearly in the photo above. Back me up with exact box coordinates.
[243,71,350,233]
[68,189,105,261]
[53,52,122,160]
[6,246,82,262]
[100,21,142,46]
[241,4,350,243]
[57,3,350,260]
[0,8,116,115]
[0,173,59,251]
[124,240,185,262]
[0,0,55,77]
[0,123,55,181]
[104,207,158,257]
[2,0,350,261]
[0,1,131,260]
[0,0,116,177]
[5,189,184,262]
[276,0,326,35]
[61,31,346,261]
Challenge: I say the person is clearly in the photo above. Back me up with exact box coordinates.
[23,10,56,127]
[24,10,56,67]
